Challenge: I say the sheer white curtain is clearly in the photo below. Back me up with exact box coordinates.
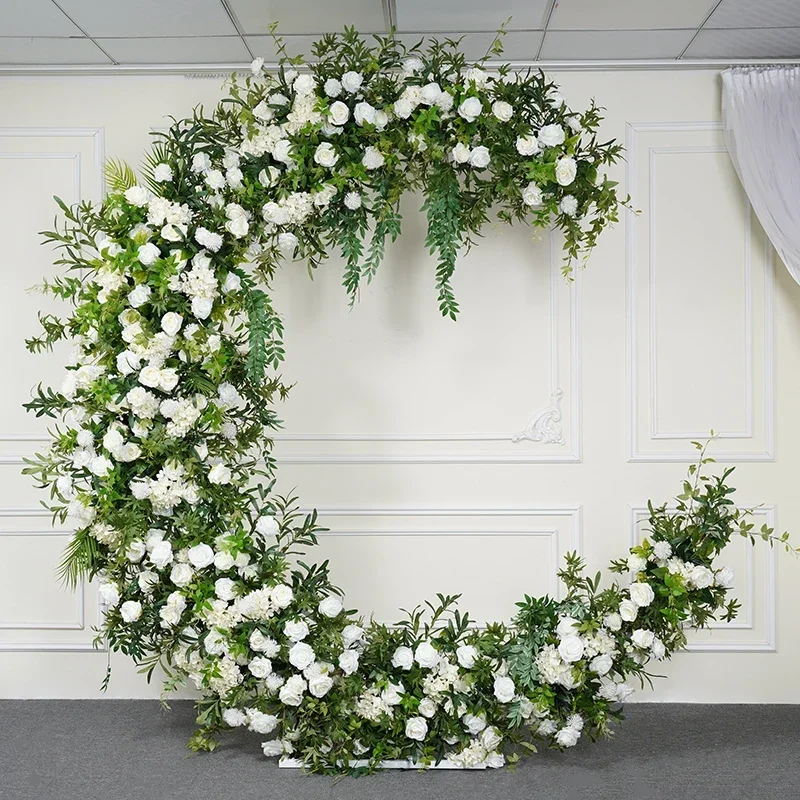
[721,67,800,284]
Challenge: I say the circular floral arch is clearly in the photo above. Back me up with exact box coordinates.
[25,28,789,774]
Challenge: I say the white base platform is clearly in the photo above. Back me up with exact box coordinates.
[279,757,488,770]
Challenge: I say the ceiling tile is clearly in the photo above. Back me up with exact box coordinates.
[540,29,693,59]
[246,31,522,63]
[97,36,251,64]
[55,0,238,37]
[228,0,387,35]
[0,37,110,64]
[395,0,550,32]
[685,27,800,58]
[0,0,81,36]
[706,0,800,29]
[549,0,718,31]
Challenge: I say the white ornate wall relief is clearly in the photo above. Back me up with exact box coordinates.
[272,225,581,463]
[626,122,775,463]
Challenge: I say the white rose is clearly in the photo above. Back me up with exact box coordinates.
[318,595,343,618]
[187,543,214,569]
[160,312,182,336]
[481,726,502,751]
[126,540,146,562]
[293,73,315,95]
[124,185,149,207]
[619,599,638,622]
[631,629,655,649]
[715,566,735,589]
[214,550,235,571]
[120,600,142,622]
[374,109,389,129]
[492,100,513,122]
[288,642,315,671]
[558,635,585,663]
[651,637,666,660]
[214,577,236,601]
[493,674,515,703]
[308,673,334,698]
[590,653,613,676]
[458,96,482,122]
[328,100,349,126]
[283,619,309,642]
[279,675,307,706]
[538,123,565,147]
[341,624,364,649]
[630,582,655,608]
[271,584,294,609]
[222,272,241,293]
[149,540,173,569]
[556,726,581,748]
[362,146,384,170]
[516,134,540,156]
[324,77,342,97]
[341,70,363,93]
[469,145,491,169]
[314,142,339,168]
[128,284,151,309]
[277,232,298,255]
[247,709,278,734]
[456,644,478,669]
[261,740,284,757]
[463,713,487,734]
[208,463,231,485]
[254,515,280,546]
[402,56,423,74]
[170,562,194,587]
[405,716,428,741]
[338,649,359,675]
[137,242,160,266]
[391,645,414,670]
[689,565,715,589]
[521,182,543,207]
[98,583,120,608]
[556,616,580,638]
[420,82,442,105]
[604,612,623,631]
[555,156,577,186]
[452,142,471,164]
[354,101,376,126]
[191,296,213,320]
[90,455,113,477]
[414,641,440,669]
[418,697,437,718]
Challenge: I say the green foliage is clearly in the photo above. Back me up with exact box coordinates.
[103,158,138,193]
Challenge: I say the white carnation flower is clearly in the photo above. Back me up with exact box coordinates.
[361,146,384,170]
[324,77,342,97]
[153,163,172,182]
[344,192,362,210]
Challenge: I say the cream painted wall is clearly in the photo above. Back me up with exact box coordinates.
[1,70,799,700]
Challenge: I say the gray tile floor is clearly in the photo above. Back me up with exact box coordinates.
[0,701,797,800]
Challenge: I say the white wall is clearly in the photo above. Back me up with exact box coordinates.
[1,70,799,701]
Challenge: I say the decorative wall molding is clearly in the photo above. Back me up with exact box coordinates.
[0,508,105,653]
[628,503,776,652]
[274,234,582,463]
[0,127,106,468]
[625,121,776,463]
[308,505,583,611]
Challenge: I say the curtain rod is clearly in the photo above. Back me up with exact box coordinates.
[2,58,799,76]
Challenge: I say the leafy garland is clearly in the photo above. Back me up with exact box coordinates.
[23,28,793,774]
